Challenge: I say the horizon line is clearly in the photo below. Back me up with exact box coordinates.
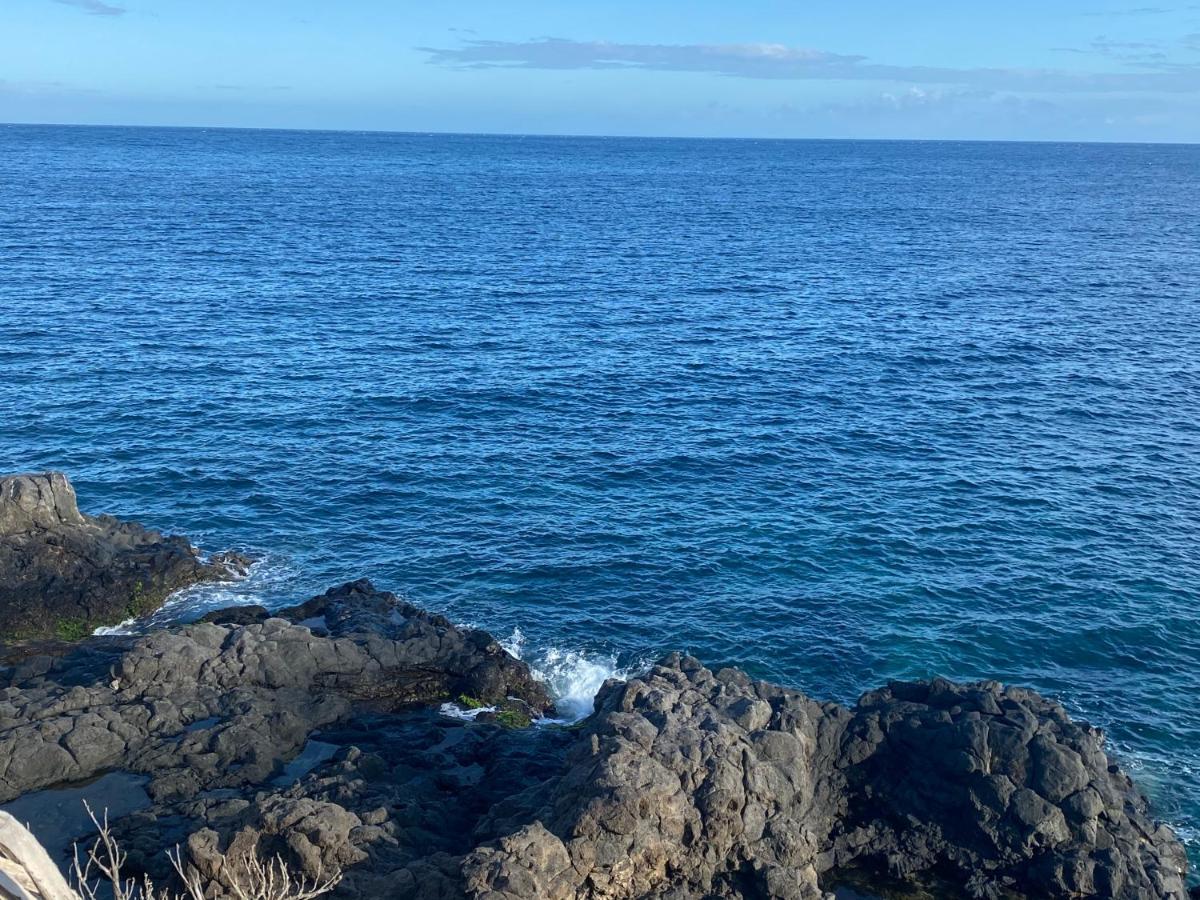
[3,119,1199,148]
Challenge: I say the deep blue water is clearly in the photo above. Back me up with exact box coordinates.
[2,124,1198,861]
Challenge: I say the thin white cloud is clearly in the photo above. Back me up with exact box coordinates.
[0,78,101,95]
[420,39,865,75]
[53,0,125,15]
[420,38,1200,93]
[1084,6,1175,15]
[833,87,995,113]
[1055,31,1200,64]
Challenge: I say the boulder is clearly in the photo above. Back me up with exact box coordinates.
[834,677,1190,898]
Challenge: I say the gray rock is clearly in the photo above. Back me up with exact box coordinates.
[464,657,1190,900]
[0,472,250,640]
[0,593,1188,900]
[0,580,553,806]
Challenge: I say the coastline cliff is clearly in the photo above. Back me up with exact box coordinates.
[0,473,247,642]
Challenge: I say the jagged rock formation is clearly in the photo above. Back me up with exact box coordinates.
[464,655,1189,899]
[0,585,1190,900]
[0,472,248,640]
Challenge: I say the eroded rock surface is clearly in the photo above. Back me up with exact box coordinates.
[0,579,551,805]
[463,656,1189,900]
[0,472,248,640]
[0,588,1189,900]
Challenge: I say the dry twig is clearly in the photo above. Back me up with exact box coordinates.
[71,803,341,900]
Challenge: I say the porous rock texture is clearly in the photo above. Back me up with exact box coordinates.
[0,472,248,640]
[462,656,1190,900]
[0,579,551,805]
[0,589,1190,900]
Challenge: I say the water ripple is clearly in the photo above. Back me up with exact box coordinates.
[2,126,1198,868]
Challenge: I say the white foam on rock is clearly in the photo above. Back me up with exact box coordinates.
[91,576,635,728]
[97,553,300,636]
[93,617,136,636]
[499,627,638,724]
[88,554,299,637]
[499,626,526,659]
[531,647,631,722]
[438,702,497,721]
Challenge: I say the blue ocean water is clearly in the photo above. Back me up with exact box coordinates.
[1,124,1198,860]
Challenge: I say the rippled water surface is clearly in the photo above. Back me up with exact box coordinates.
[2,125,1198,861]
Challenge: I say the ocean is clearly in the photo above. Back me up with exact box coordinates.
[1,124,1197,863]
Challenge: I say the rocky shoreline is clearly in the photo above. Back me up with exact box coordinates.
[0,472,248,642]
[0,474,1193,899]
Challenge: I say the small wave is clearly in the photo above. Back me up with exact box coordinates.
[93,617,137,636]
[499,627,640,723]
[156,552,301,624]
[91,553,303,636]
[532,648,633,722]
[499,626,527,659]
[438,702,497,721]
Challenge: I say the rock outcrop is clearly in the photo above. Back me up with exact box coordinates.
[464,655,1189,899]
[0,580,551,806]
[0,472,248,640]
[0,585,1190,900]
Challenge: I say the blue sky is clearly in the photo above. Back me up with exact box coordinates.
[4,0,1200,141]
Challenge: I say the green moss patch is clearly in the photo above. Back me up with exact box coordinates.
[495,708,532,729]
[54,618,90,642]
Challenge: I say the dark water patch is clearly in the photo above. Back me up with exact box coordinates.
[0,771,151,872]
[184,716,221,733]
[271,740,339,787]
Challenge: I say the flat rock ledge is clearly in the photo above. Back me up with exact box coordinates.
[0,582,1190,900]
[0,472,248,641]
[0,579,551,805]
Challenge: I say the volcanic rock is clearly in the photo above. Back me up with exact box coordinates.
[0,588,1188,900]
[462,656,1189,900]
[0,472,249,640]
[0,580,552,805]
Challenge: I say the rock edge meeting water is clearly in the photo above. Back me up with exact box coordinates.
[2,124,1198,869]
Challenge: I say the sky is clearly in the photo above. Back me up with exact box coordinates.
[3,0,1200,141]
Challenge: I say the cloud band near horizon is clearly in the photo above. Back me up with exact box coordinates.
[420,37,1200,94]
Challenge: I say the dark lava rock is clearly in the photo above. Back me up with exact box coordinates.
[0,579,553,803]
[0,472,249,640]
[830,678,1188,899]
[205,578,552,708]
[196,605,271,626]
[462,656,1189,900]
[0,593,1187,900]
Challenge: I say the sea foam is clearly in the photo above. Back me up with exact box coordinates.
[501,627,638,723]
